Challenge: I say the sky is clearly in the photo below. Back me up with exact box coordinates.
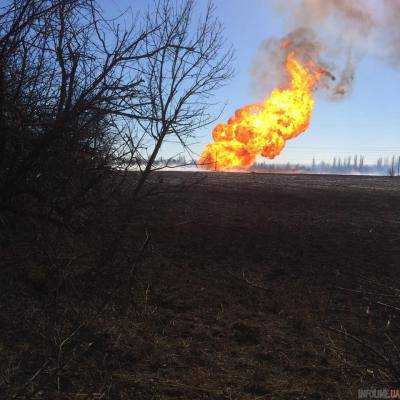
[102,0,400,165]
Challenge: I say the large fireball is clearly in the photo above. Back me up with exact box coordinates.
[199,54,324,171]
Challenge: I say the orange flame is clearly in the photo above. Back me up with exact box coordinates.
[199,54,324,171]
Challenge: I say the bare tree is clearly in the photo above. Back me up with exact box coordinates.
[0,0,233,268]
[130,0,234,196]
[0,1,156,262]
[0,0,233,211]
[389,156,396,177]
[93,0,234,269]
[0,0,178,225]
[0,1,233,396]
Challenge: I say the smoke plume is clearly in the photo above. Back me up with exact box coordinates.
[252,0,400,100]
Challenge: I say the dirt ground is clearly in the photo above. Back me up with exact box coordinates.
[2,172,400,399]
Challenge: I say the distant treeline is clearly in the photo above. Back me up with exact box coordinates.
[151,154,400,176]
[253,155,400,176]
[154,155,193,167]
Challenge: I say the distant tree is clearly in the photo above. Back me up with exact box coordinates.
[347,156,352,169]
[359,155,365,171]
[353,155,358,169]
[388,156,396,177]
[397,156,400,176]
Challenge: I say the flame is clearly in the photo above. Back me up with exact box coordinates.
[199,54,324,171]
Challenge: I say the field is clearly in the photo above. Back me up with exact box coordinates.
[2,172,400,399]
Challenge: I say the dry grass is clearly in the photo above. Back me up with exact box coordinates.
[1,172,400,399]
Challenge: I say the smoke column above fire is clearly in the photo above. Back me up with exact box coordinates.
[199,0,400,171]
[253,0,400,100]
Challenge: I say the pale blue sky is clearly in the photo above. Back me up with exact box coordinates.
[102,0,400,164]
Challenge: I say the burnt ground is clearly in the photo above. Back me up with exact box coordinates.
[2,172,400,399]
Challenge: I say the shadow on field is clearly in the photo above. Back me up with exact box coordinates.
[2,172,400,399]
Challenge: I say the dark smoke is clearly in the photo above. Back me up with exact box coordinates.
[252,0,400,100]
